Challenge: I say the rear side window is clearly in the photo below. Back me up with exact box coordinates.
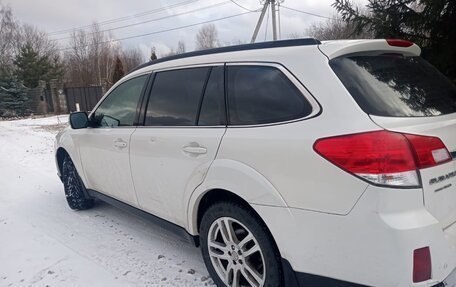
[145,67,210,126]
[91,75,147,127]
[227,66,312,125]
[330,55,456,117]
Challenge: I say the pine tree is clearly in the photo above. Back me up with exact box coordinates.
[111,57,124,85]
[13,43,64,88]
[333,0,456,82]
[0,71,30,116]
[14,43,50,88]
[150,47,158,61]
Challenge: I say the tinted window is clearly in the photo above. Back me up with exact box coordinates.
[198,66,226,126]
[92,75,147,127]
[227,66,312,125]
[145,68,210,126]
[330,55,456,117]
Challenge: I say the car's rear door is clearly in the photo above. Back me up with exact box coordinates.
[78,74,149,206]
[129,65,226,226]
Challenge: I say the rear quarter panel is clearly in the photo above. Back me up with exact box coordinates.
[212,50,382,214]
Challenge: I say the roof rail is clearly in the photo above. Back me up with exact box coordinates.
[129,38,321,74]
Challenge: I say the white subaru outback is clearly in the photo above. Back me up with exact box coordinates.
[55,38,456,287]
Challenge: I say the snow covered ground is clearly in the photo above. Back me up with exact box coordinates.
[0,116,214,287]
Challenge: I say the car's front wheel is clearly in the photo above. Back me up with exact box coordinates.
[62,155,94,210]
[200,202,282,287]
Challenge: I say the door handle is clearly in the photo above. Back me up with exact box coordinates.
[113,139,128,149]
[182,146,207,155]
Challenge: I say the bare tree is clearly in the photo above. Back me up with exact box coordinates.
[17,24,59,57]
[305,14,374,41]
[0,3,18,69]
[64,24,122,87]
[165,40,187,57]
[121,47,144,72]
[176,40,186,54]
[195,24,219,50]
[65,29,91,86]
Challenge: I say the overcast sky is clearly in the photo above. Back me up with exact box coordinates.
[6,0,363,58]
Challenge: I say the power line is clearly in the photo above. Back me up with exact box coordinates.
[49,0,200,35]
[59,11,255,51]
[229,0,260,12]
[281,5,334,20]
[52,1,232,41]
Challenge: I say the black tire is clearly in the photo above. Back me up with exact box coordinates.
[200,201,282,287]
[62,155,94,210]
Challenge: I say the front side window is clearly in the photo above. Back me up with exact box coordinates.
[227,66,313,125]
[91,75,147,127]
[145,67,210,126]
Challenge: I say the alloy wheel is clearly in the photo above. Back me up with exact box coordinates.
[207,217,266,287]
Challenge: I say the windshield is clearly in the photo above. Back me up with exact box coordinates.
[330,54,456,117]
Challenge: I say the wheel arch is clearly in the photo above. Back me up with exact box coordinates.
[186,159,288,235]
[194,188,294,286]
[56,147,70,176]
[55,131,86,185]
[195,189,253,233]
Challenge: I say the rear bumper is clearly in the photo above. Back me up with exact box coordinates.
[282,264,456,287]
[252,184,456,286]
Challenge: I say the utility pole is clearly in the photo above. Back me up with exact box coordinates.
[251,0,283,43]
[251,1,270,43]
[271,0,277,41]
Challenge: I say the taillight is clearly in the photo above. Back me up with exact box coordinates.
[413,247,432,282]
[404,134,452,168]
[386,39,414,47]
[314,131,451,187]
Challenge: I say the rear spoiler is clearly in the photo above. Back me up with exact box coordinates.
[319,39,421,59]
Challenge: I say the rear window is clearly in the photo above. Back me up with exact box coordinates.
[330,55,456,117]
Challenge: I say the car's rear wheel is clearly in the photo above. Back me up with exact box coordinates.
[200,202,282,287]
[62,156,94,210]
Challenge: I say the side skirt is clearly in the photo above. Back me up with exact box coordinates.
[86,189,200,247]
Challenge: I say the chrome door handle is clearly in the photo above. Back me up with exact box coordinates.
[114,139,128,149]
[182,146,207,155]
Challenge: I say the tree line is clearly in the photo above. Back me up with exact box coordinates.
[1,0,455,116]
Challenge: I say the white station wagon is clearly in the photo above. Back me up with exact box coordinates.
[55,38,456,287]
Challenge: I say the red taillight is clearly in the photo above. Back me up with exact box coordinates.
[314,131,451,187]
[387,39,414,47]
[413,247,432,282]
[405,134,452,168]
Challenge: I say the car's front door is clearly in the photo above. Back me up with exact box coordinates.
[78,74,149,206]
[129,66,226,225]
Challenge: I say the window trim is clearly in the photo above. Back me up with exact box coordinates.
[195,67,213,125]
[136,62,321,129]
[139,64,228,129]
[88,73,151,129]
[196,66,227,126]
[225,62,321,128]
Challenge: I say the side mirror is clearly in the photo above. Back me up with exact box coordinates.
[69,112,89,129]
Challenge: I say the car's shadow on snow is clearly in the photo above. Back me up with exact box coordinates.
[49,197,215,286]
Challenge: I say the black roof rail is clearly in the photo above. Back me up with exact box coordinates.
[128,38,321,74]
